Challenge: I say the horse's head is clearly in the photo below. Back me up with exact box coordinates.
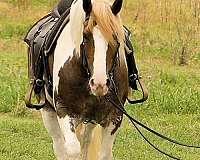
[79,0,125,96]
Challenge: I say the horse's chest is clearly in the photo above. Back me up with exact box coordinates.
[54,58,120,125]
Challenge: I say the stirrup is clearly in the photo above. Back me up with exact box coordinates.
[127,76,148,104]
[24,79,46,110]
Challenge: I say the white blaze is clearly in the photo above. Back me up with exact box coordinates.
[92,27,108,84]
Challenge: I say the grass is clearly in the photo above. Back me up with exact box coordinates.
[114,112,200,160]
[0,114,54,160]
[1,113,200,160]
[0,0,200,159]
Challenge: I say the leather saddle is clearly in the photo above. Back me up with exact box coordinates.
[24,1,73,109]
[24,4,72,74]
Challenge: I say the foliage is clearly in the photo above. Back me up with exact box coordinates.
[122,0,200,65]
[0,114,54,160]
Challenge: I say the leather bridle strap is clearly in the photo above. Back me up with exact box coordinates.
[80,38,91,79]
[109,35,148,105]
[105,96,180,160]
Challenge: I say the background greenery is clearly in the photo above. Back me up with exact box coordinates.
[0,0,199,159]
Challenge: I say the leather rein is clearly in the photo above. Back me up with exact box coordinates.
[99,39,200,159]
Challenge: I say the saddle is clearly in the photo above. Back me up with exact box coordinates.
[24,2,72,109]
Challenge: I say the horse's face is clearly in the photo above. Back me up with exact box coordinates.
[82,0,124,96]
[82,27,118,96]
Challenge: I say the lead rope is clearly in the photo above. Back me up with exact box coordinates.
[105,75,200,159]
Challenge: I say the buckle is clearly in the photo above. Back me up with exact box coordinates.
[34,79,45,95]
[36,79,44,87]
[129,74,138,81]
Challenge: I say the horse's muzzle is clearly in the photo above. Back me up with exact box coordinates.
[89,78,110,96]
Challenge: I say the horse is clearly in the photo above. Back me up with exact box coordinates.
[38,0,128,159]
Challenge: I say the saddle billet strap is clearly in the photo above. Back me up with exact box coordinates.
[127,76,148,104]
[25,80,46,110]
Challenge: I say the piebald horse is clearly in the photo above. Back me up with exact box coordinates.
[41,0,128,159]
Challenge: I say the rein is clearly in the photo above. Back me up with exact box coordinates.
[80,36,92,79]
[105,75,200,160]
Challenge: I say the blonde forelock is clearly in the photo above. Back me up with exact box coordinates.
[87,0,124,48]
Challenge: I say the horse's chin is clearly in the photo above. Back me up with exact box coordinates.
[91,91,107,97]
[89,85,108,97]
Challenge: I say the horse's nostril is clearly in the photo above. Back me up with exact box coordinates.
[90,79,94,86]
[106,79,110,87]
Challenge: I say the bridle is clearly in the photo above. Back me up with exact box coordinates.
[80,32,121,81]
[80,31,148,104]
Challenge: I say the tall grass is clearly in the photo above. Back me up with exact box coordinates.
[121,0,200,65]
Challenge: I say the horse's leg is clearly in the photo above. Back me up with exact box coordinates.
[57,115,81,160]
[76,123,97,160]
[40,106,67,160]
[98,123,117,160]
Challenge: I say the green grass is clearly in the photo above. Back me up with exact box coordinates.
[114,112,200,160]
[1,113,200,160]
[0,114,55,160]
[0,39,27,113]
[0,0,200,159]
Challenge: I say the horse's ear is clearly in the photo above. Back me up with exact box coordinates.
[111,0,123,15]
[83,0,92,14]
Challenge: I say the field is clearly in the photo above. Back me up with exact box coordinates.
[0,0,200,159]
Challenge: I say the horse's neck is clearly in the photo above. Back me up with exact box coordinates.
[53,23,76,92]
[69,0,85,53]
